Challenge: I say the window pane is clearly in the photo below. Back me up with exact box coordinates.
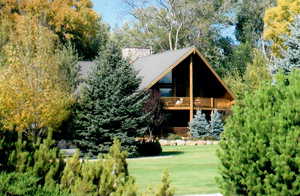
[160,88,172,97]
[159,72,172,84]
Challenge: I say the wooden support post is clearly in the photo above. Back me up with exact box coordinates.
[189,55,194,122]
[210,97,214,108]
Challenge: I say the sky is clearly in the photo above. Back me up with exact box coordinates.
[91,0,131,28]
[91,0,237,41]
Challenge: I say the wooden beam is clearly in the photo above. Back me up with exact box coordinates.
[189,55,194,121]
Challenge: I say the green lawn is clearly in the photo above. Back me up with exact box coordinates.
[127,145,220,195]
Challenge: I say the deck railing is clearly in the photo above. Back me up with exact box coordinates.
[160,97,233,110]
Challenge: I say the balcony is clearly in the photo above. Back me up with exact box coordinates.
[160,97,234,110]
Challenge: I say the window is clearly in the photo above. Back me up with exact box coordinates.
[159,72,172,84]
[159,88,173,97]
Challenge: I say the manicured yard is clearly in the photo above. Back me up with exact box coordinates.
[127,145,220,195]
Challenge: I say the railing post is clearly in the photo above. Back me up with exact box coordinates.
[189,55,194,122]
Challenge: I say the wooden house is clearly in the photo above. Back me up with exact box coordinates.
[131,47,235,135]
[79,46,235,136]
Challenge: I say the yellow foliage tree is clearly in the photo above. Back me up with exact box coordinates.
[0,0,101,58]
[263,0,300,55]
[0,16,73,136]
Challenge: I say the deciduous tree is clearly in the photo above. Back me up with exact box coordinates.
[264,0,300,55]
[0,0,107,59]
[0,16,73,136]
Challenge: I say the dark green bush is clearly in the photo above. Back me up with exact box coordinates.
[137,139,162,156]
[218,71,300,195]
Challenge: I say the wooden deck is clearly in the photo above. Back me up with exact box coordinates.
[160,97,233,110]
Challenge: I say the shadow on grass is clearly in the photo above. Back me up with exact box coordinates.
[159,151,184,157]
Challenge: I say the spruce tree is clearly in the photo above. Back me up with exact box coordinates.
[272,15,300,73]
[218,71,300,195]
[209,110,224,140]
[73,45,149,157]
[188,110,209,138]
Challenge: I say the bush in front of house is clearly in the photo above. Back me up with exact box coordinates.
[217,71,300,195]
[137,139,162,156]
[189,110,224,140]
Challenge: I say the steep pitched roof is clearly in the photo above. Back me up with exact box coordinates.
[78,47,235,99]
[133,47,194,90]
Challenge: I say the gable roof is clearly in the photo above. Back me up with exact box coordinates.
[133,46,235,99]
[133,47,194,90]
[78,47,235,99]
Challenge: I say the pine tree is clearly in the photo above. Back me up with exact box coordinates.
[272,15,300,73]
[209,110,224,140]
[73,45,149,157]
[218,71,300,195]
[188,110,209,138]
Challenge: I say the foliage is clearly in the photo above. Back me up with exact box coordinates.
[189,111,210,138]
[218,70,300,195]
[7,131,65,186]
[142,171,175,196]
[209,110,224,140]
[272,15,300,73]
[0,0,106,59]
[0,16,73,135]
[224,49,271,99]
[73,44,150,157]
[243,50,271,90]
[114,0,233,75]
[57,43,80,92]
[137,139,162,156]
[220,42,254,76]
[221,0,276,44]
[0,172,69,196]
[263,0,300,55]
[0,130,17,171]
[189,110,224,140]
[61,139,141,196]
[144,89,166,137]
[0,172,38,195]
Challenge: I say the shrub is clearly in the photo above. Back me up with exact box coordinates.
[189,110,209,138]
[209,110,224,140]
[189,110,224,140]
[8,131,65,186]
[61,139,133,196]
[218,71,300,195]
[0,172,69,196]
[137,139,162,156]
[142,171,175,196]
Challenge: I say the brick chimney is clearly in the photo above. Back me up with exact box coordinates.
[122,47,152,63]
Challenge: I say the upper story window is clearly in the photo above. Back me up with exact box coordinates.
[158,72,172,84]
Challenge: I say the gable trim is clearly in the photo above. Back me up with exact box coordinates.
[144,47,235,100]
[144,48,195,90]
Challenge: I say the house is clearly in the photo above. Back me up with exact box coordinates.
[79,46,235,136]
[129,46,235,136]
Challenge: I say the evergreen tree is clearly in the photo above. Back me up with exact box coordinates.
[218,71,300,195]
[209,110,224,140]
[272,15,300,73]
[73,45,149,157]
[188,111,209,138]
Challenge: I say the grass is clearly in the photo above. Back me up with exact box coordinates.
[127,145,220,195]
